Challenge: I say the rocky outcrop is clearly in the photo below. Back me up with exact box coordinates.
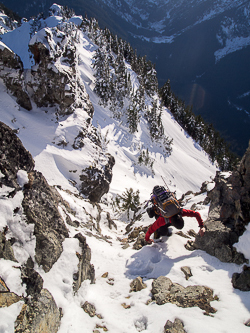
[21,257,44,296]
[1,121,95,279]
[0,121,69,272]
[0,43,32,110]
[0,118,97,332]
[151,276,217,315]
[232,265,250,291]
[22,170,69,273]
[15,288,61,333]
[164,318,187,333]
[0,277,22,308]
[28,24,94,117]
[193,142,250,264]
[80,154,115,203]
[0,231,17,262]
[73,233,95,292]
[0,121,34,189]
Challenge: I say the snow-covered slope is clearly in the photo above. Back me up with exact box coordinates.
[0,5,249,333]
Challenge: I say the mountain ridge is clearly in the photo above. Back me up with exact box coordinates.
[1,0,250,155]
[0,5,249,333]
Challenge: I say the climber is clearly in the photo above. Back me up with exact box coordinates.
[145,199,206,244]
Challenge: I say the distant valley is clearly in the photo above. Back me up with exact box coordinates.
[1,0,250,156]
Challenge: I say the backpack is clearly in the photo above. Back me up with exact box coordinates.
[151,185,181,218]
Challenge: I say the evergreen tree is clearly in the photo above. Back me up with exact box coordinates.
[126,90,141,133]
[93,47,111,106]
[160,80,239,170]
[115,188,140,220]
[114,44,127,108]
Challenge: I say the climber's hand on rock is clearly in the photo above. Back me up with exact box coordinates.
[199,227,206,237]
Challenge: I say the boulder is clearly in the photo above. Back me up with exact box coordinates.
[81,301,96,317]
[164,318,187,333]
[232,265,250,291]
[0,43,32,110]
[181,266,192,280]
[130,277,147,292]
[80,154,115,202]
[151,276,217,314]
[194,142,250,264]
[133,233,148,250]
[15,289,61,333]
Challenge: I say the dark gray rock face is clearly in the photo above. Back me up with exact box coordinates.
[0,45,32,110]
[73,233,95,292]
[0,121,34,189]
[80,154,115,203]
[0,231,17,262]
[232,266,250,291]
[0,120,97,331]
[28,27,94,117]
[194,142,250,264]
[151,276,217,314]
[21,257,44,296]
[22,170,69,273]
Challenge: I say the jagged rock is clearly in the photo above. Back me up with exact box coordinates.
[101,272,109,278]
[0,277,22,308]
[0,231,17,262]
[28,28,94,117]
[232,265,250,291]
[185,240,196,251]
[121,302,131,309]
[21,257,44,296]
[0,121,34,189]
[80,154,115,203]
[73,233,95,292]
[151,276,217,314]
[81,301,96,317]
[176,231,191,239]
[96,324,108,332]
[0,277,8,292]
[187,229,197,237]
[164,318,187,333]
[194,142,250,264]
[129,229,141,239]
[0,43,32,110]
[0,121,70,272]
[133,233,148,250]
[22,170,69,272]
[130,277,147,292]
[0,291,22,308]
[181,266,192,280]
[15,288,61,333]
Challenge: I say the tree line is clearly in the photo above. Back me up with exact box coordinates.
[80,12,238,171]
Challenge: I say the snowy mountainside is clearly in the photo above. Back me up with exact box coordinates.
[0,5,250,333]
[0,3,217,198]
[1,0,250,157]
